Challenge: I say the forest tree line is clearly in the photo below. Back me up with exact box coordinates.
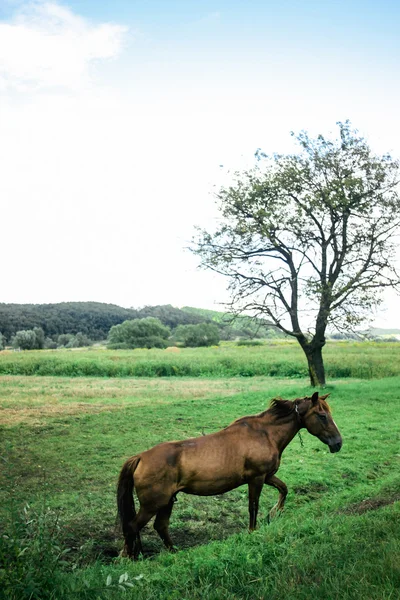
[0,301,282,348]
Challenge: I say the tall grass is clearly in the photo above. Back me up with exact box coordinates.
[1,341,400,378]
[0,501,68,599]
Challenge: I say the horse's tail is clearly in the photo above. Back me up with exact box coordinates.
[117,455,141,535]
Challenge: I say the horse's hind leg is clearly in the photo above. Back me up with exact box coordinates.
[265,475,288,522]
[125,507,157,559]
[154,498,175,551]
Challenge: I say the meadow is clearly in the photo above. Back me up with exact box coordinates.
[0,343,399,599]
[2,340,400,378]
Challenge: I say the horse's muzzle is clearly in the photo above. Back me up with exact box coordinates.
[328,438,342,453]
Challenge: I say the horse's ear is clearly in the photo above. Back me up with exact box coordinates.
[320,393,330,401]
[311,392,319,405]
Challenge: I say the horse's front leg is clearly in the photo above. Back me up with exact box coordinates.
[264,474,288,522]
[248,476,264,532]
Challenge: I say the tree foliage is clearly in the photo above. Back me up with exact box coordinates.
[174,323,220,347]
[11,328,45,350]
[0,302,139,342]
[137,305,207,328]
[0,302,215,343]
[181,307,283,340]
[61,332,92,348]
[107,318,171,349]
[0,301,285,344]
[193,122,400,385]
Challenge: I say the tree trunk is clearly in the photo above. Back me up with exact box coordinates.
[299,342,326,387]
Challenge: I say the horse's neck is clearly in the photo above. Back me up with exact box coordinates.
[261,413,301,454]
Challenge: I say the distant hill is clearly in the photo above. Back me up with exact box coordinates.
[368,327,400,336]
[181,307,226,322]
[0,301,285,342]
[182,307,285,339]
[0,302,211,342]
[0,302,139,341]
[134,305,207,329]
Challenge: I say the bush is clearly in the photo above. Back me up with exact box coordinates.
[174,323,220,347]
[57,334,74,347]
[11,328,45,350]
[107,318,171,349]
[329,332,359,340]
[44,337,58,350]
[236,339,264,346]
[66,332,92,348]
[0,332,4,350]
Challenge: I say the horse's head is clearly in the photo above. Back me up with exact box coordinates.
[300,392,342,453]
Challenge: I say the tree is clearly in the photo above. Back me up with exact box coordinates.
[57,333,74,347]
[0,302,140,341]
[44,337,58,349]
[11,327,45,350]
[174,323,220,347]
[137,305,208,328]
[193,122,400,386]
[107,318,171,349]
[66,332,92,348]
[32,327,45,349]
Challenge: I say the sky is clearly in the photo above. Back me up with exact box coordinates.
[1,0,400,327]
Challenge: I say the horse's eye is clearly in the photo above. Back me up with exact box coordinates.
[317,413,328,422]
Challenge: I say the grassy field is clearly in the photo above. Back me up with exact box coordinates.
[2,340,400,378]
[1,363,399,599]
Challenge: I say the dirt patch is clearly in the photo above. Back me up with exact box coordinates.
[0,402,122,426]
[342,494,400,515]
[294,482,329,495]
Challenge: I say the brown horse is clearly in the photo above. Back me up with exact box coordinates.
[117,391,342,558]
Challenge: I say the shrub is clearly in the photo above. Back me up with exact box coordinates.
[44,337,58,349]
[174,323,220,347]
[107,318,171,349]
[11,328,45,350]
[57,334,74,347]
[66,332,92,348]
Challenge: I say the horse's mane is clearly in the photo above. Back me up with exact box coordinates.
[268,395,331,418]
[229,395,331,428]
[267,398,296,418]
[232,398,298,425]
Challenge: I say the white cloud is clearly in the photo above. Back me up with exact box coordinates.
[0,1,127,90]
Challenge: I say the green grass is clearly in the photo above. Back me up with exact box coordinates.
[2,340,400,378]
[1,373,399,599]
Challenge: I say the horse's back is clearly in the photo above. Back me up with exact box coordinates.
[132,423,278,501]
